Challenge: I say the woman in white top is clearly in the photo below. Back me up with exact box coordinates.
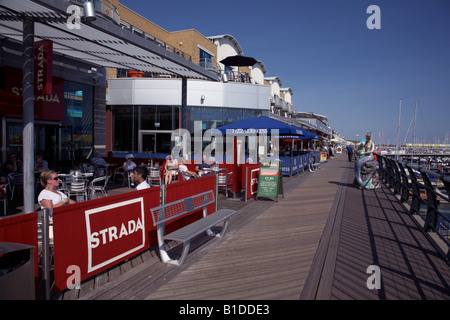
[178,158,198,180]
[164,155,179,184]
[38,171,76,209]
[123,154,137,172]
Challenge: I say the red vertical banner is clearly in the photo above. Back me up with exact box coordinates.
[34,39,53,95]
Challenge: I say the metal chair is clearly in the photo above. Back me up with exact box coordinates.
[148,167,162,187]
[94,165,107,178]
[164,169,179,184]
[67,178,88,202]
[217,172,233,197]
[7,172,23,200]
[113,166,129,186]
[88,175,110,199]
[0,185,7,215]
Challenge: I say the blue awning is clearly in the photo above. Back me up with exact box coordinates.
[216,116,304,137]
[289,125,321,140]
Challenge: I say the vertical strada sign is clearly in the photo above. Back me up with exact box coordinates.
[34,39,53,95]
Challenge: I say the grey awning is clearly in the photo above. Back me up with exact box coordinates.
[0,0,220,81]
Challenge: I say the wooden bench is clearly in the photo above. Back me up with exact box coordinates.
[150,190,237,266]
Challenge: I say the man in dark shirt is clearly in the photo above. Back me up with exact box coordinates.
[195,155,211,176]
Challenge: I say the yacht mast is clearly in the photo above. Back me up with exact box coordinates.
[396,99,402,160]
[412,100,417,164]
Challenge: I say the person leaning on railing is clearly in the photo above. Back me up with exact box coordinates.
[38,171,76,209]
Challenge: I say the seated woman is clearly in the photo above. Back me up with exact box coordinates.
[123,154,137,172]
[164,155,179,184]
[38,171,76,209]
[179,158,199,180]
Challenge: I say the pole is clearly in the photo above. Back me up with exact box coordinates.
[412,100,417,165]
[22,18,35,214]
[395,99,402,160]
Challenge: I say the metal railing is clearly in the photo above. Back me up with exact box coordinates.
[378,154,450,261]
[199,58,220,73]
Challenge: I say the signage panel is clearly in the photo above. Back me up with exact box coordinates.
[34,40,53,95]
[85,198,146,273]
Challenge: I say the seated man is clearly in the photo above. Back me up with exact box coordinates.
[179,158,199,180]
[195,154,211,176]
[131,166,150,190]
[91,151,107,167]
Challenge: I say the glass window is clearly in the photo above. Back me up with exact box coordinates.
[63,81,93,159]
[199,49,212,69]
[112,105,179,152]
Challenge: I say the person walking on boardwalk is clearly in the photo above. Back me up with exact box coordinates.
[346,144,355,162]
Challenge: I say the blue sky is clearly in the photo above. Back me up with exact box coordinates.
[121,0,450,145]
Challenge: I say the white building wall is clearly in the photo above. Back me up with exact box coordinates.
[210,35,243,74]
[250,65,265,85]
[283,91,292,104]
[187,80,270,110]
[107,78,181,106]
[107,78,271,110]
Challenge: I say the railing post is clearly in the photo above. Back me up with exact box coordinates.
[41,208,52,300]
[405,164,420,215]
[419,169,439,232]
[245,166,248,203]
[215,172,219,211]
[397,162,409,203]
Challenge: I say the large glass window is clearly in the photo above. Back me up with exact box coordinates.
[112,105,179,152]
[186,106,267,132]
[63,81,93,159]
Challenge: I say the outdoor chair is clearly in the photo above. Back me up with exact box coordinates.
[94,165,107,178]
[7,172,23,200]
[113,166,131,187]
[0,185,6,215]
[165,169,179,184]
[148,167,162,187]
[88,175,110,199]
[217,171,233,197]
[67,178,88,202]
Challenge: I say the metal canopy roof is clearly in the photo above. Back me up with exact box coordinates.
[0,0,220,81]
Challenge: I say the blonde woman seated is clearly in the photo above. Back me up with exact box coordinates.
[179,158,199,180]
[164,155,179,184]
[38,171,76,209]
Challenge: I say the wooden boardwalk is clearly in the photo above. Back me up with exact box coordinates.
[72,154,449,300]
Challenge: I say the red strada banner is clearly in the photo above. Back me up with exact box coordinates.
[34,39,53,95]
[52,187,160,292]
[0,66,64,121]
[85,198,146,273]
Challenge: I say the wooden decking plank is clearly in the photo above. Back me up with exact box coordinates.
[141,158,343,300]
[64,154,449,301]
